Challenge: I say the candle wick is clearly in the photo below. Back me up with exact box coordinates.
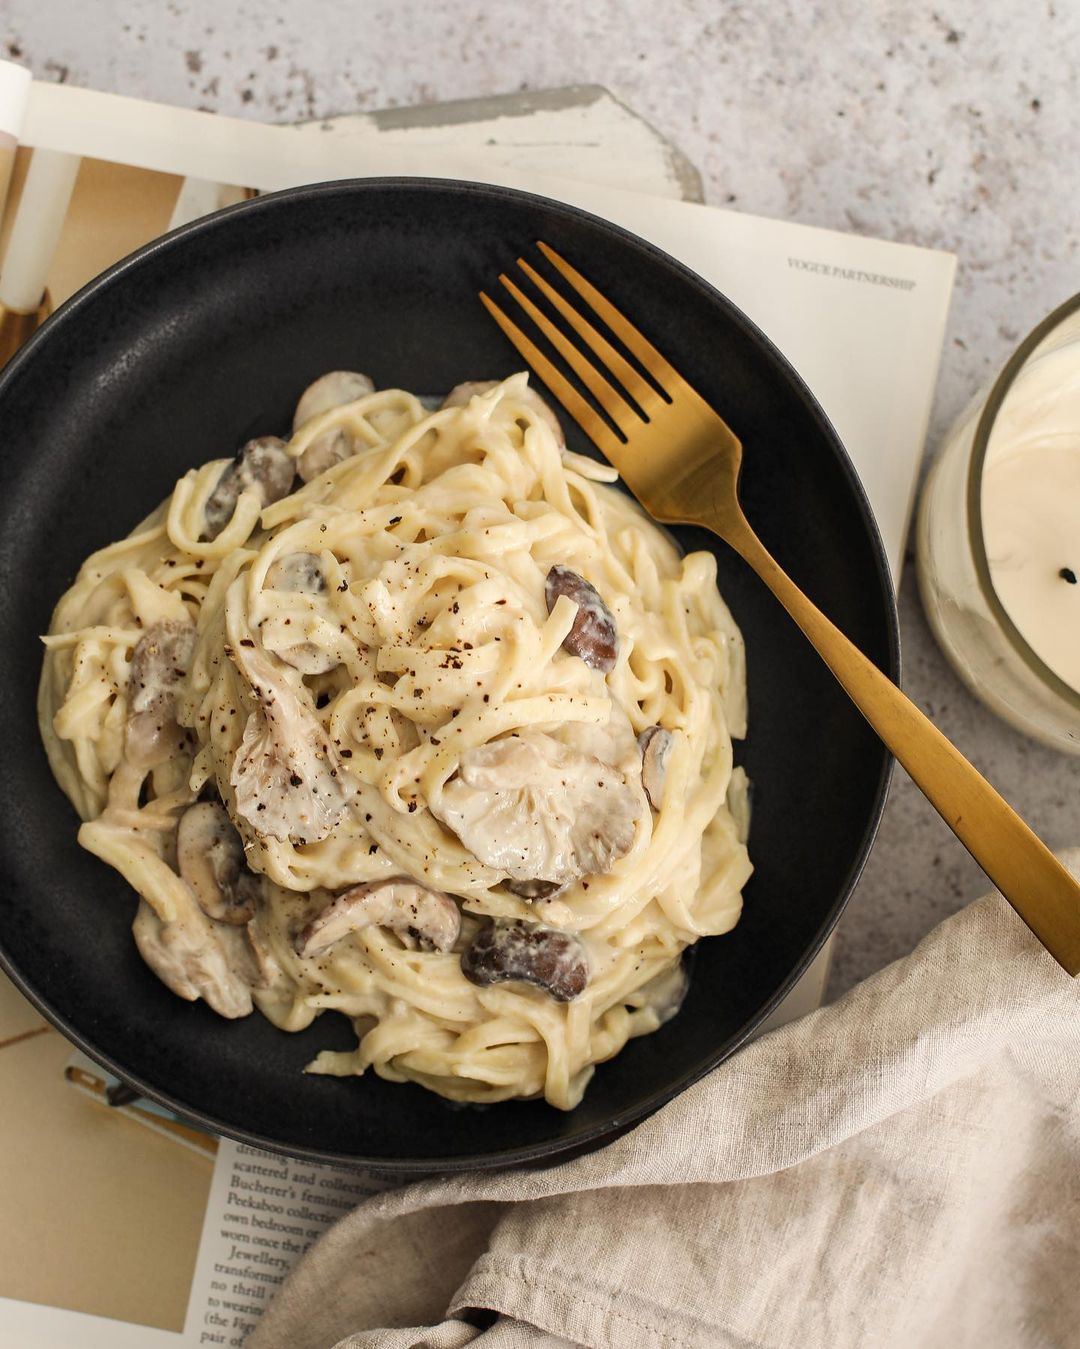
[1059,567,1078,584]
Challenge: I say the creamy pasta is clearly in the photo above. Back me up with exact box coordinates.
[39,373,751,1109]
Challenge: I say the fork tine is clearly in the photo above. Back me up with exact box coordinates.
[536,241,682,391]
[516,258,664,416]
[497,273,638,436]
[478,291,624,458]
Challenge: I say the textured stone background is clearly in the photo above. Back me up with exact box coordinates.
[3,0,1077,996]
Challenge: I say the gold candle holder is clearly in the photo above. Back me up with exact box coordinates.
[0,289,51,366]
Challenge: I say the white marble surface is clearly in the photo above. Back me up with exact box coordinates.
[3,0,1077,996]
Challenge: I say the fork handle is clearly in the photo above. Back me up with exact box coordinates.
[728,520,1080,975]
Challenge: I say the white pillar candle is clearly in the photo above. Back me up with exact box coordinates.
[981,345,1080,693]
[917,301,1080,754]
[0,146,80,313]
[0,60,31,223]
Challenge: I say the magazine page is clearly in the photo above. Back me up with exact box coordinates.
[183,1142,394,1348]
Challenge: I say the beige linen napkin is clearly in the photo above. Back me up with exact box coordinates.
[249,855,1080,1349]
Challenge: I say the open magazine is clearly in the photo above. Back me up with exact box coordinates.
[0,80,954,1347]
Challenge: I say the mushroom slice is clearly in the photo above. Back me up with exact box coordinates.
[636,959,688,1025]
[545,566,618,672]
[263,640,338,677]
[125,620,197,770]
[431,732,639,887]
[177,801,260,924]
[262,552,337,673]
[294,370,375,430]
[504,878,566,900]
[245,918,285,990]
[297,431,350,482]
[229,651,352,845]
[265,552,326,593]
[132,897,253,1018]
[461,920,588,1002]
[204,436,295,540]
[442,379,565,445]
[295,878,461,958]
[293,371,375,481]
[639,726,674,811]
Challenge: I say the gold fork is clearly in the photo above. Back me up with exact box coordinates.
[481,241,1080,975]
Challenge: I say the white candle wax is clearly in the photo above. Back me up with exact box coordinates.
[0,59,30,141]
[981,345,1080,692]
[0,146,80,313]
[0,60,31,223]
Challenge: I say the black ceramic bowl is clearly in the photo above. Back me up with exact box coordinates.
[0,179,895,1171]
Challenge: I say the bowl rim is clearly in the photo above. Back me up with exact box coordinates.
[0,175,899,1172]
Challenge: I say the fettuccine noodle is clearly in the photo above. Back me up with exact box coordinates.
[39,374,750,1109]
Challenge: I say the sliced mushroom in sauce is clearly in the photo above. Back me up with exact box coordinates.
[229,650,352,845]
[442,380,565,445]
[504,878,566,901]
[635,959,689,1025]
[639,726,674,811]
[203,436,296,540]
[125,620,196,770]
[431,732,640,889]
[545,566,618,672]
[131,896,253,1018]
[293,371,375,481]
[261,551,338,674]
[461,920,589,1001]
[295,878,461,957]
[177,800,260,924]
[265,552,327,594]
[245,918,285,990]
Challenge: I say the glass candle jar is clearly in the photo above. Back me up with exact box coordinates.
[917,295,1080,754]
